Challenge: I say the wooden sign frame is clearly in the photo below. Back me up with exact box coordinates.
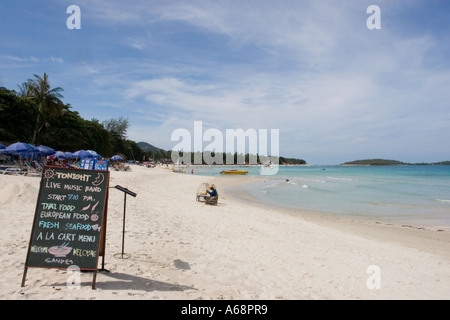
[21,166,110,289]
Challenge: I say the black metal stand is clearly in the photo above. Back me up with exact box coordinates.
[114,185,137,259]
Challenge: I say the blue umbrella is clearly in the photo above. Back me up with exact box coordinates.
[20,151,40,160]
[4,142,36,154]
[64,152,73,158]
[111,155,124,161]
[0,143,7,154]
[87,150,102,159]
[5,143,39,161]
[37,145,55,156]
[52,151,67,160]
[72,150,95,158]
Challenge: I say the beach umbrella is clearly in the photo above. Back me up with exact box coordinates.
[0,143,7,154]
[87,150,102,159]
[52,151,67,160]
[71,150,95,158]
[5,143,39,161]
[64,152,73,158]
[37,145,55,156]
[21,151,41,161]
[4,142,36,154]
[111,155,124,161]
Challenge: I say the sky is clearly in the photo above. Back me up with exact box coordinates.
[1,0,450,164]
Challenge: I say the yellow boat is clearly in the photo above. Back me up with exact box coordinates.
[220,169,248,175]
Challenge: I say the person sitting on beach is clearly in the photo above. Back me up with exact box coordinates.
[206,185,217,198]
[204,185,218,205]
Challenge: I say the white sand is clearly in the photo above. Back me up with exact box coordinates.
[0,165,449,300]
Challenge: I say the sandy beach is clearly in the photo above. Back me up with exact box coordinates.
[1,165,449,300]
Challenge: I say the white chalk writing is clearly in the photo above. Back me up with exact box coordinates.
[55,172,91,181]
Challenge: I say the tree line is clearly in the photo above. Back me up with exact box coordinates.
[0,73,145,161]
[172,151,306,165]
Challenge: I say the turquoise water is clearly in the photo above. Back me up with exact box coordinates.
[190,165,450,226]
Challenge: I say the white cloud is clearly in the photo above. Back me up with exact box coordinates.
[0,55,40,62]
[0,55,64,64]
[50,56,64,63]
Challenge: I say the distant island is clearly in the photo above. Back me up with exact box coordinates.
[341,159,450,166]
[432,161,450,165]
[342,159,405,166]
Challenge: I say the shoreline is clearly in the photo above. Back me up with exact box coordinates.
[220,174,450,260]
[211,166,450,230]
[1,165,449,299]
[227,178,450,229]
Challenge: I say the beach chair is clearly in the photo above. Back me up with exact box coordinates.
[205,193,219,206]
[2,166,27,176]
[24,162,42,176]
[25,161,41,172]
[14,160,28,171]
[71,161,81,168]
[33,161,45,170]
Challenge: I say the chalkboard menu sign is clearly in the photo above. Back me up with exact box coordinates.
[23,166,110,276]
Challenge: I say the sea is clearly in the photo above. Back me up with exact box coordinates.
[189,165,450,228]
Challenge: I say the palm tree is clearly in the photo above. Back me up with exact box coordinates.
[25,73,64,144]
[17,82,32,97]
